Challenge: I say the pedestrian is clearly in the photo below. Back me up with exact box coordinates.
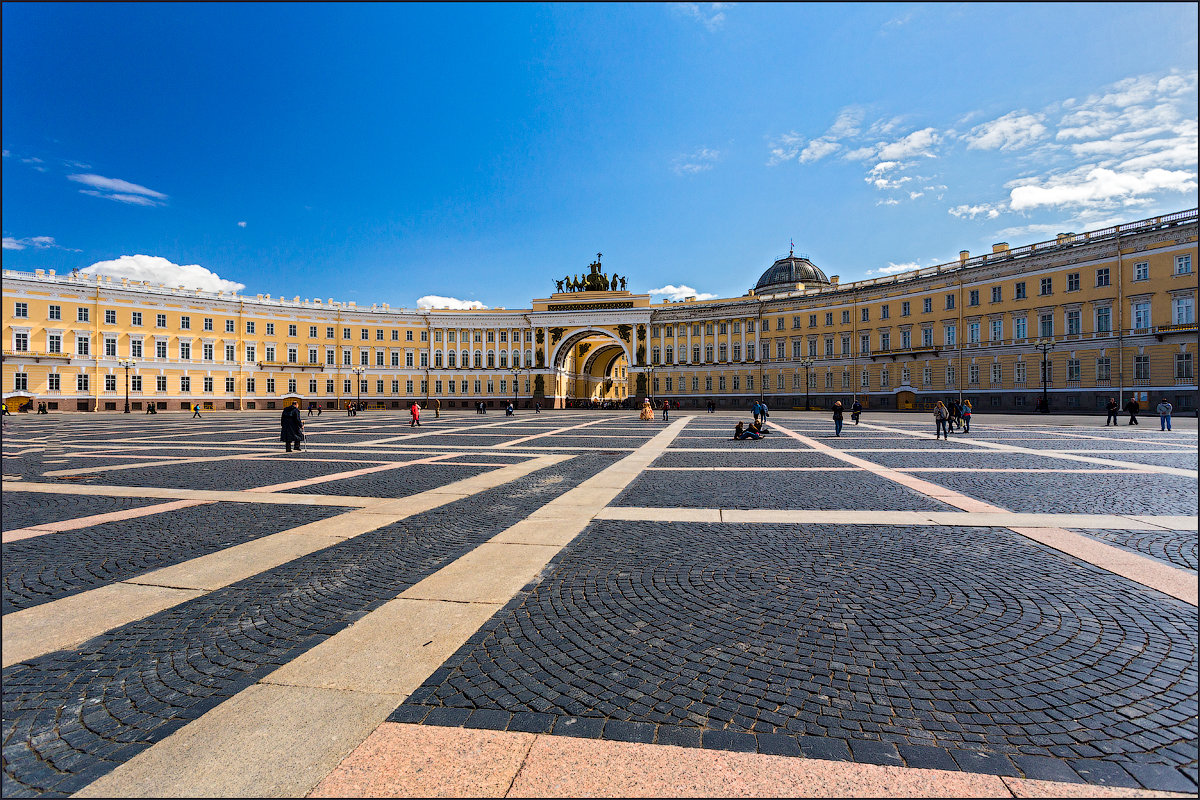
[535,401,541,413]
[640,397,654,420]
[760,402,769,425]
[1125,397,1140,425]
[851,399,862,425]
[832,400,844,436]
[1157,398,1173,431]
[934,400,950,439]
[948,399,961,430]
[752,401,762,425]
[435,398,441,418]
[317,405,322,416]
[307,403,314,417]
[506,402,514,416]
[733,421,762,440]
[281,402,304,452]
[662,399,669,422]
[410,401,421,427]
[0,402,8,416]
[1105,397,1119,426]
[192,403,201,418]
[961,399,972,433]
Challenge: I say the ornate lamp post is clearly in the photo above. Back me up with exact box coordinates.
[350,367,365,409]
[510,366,524,409]
[798,357,814,411]
[1034,339,1054,413]
[118,358,135,413]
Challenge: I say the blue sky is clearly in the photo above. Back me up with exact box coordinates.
[3,3,1197,309]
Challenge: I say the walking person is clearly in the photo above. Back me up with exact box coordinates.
[410,401,421,427]
[1157,398,1173,431]
[435,398,441,419]
[534,401,541,413]
[662,399,669,422]
[1126,396,1140,425]
[934,400,950,439]
[1105,397,1119,426]
[192,403,201,419]
[851,399,862,425]
[961,399,972,433]
[832,400,844,437]
[281,402,304,453]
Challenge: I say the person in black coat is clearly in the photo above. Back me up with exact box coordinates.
[281,402,304,452]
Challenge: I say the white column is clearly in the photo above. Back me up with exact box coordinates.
[686,323,693,364]
[741,319,747,362]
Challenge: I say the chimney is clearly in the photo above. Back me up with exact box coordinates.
[992,242,1009,254]
[1056,232,1075,244]
[829,275,839,285]
[959,250,970,264]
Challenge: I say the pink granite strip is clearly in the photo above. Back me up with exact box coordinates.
[2,499,212,543]
[497,417,616,449]
[246,453,463,493]
[770,422,1009,514]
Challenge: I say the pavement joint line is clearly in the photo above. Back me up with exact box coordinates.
[39,452,265,476]
[1,499,214,543]
[70,417,694,798]
[1,480,389,508]
[0,454,570,669]
[495,416,619,448]
[857,421,1199,477]
[243,452,464,494]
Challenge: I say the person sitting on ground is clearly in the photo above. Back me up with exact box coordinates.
[733,421,762,440]
[749,418,770,435]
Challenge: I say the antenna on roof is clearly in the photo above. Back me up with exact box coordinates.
[789,239,794,257]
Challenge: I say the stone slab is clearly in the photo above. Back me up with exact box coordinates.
[402,542,563,604]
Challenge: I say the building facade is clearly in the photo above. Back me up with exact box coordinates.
[3,209,1196,414]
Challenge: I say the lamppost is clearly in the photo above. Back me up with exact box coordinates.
[118,358,135,413]
[1034,339,1054,413]
[510,366,524,409]
[350,367,364,409]
[798,357,814,411]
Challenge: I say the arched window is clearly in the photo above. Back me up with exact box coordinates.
[461,350,469,368]
[447,351,456,368]
[474,350,483,368]
[498,351,508,368]
[487,351,495,368]
[434,351,443,368]
[525,349,533,366]
[511,349,520,367]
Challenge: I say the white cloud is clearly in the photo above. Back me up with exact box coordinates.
[799,139,840,163]
[648,284,718,301]
[237,221,247,228]
[1009,167,1197,211]
[766,132,803,165]
[948,203,1002,219]
[80,254,245,292]
[964,111,1047,151]
[827,107,864,138]
[866,262,920,276]
[69,173,168,206]
[416,295,488,310]
[673,147,720,175]
[2,235,80,252]
[876,198,900,206]
[876,127,941,160]
[674,2,731,32]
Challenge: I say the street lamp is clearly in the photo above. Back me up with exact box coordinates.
[510,366,524,409]
[118,359,135,413]
[1033,339,1054,413]
[350,367,365,409]
[798,358,814,411]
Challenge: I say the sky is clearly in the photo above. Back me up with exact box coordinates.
[3,3,1198,309]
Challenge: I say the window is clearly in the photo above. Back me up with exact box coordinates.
[1066,310,1082,335]
[990,319,1002,341]
[1133,301,1151,329]
[860,334,870,355]
[105,338,117,357]
[203,317,214,331]
[901,330,911,349]
[880,305,889,320]
[308,326,318,338]
[131,311,142,326]
[180,342,191,360]
[263,323,274,336]
[991,362,1002,384]
[692,377,699,391]
[824,313,833,326]
[823,338,833,357]
[343,328,351,339]
[841,335,851,354]
[180,316,191,330]
[841,310,851,324]
[808,314,817,327]
[326,379,335,393]
[226,319,235,333]
[309,347,318,363]
[968,322,980,343]
[1067,359,1080,382]
[49,305,61,320]
[695,345,703,362]
[1093,268,1110,288]
[1176,255,1193,275]
[289,324,298,337]
[1096,307,1112,333]
[376,329,383,340]
[224,344,234,361]
[861,308,870,322]
[1067,273,1080,292]
[705,345,714,362]
[326,327,335,339]
[77,335,90,356]
[1175,353,1193,379]
[204,377,214,392]
[1173,296,1195,324]
[705,377,713,391]
[706,323,714,335]
[1134,355,1150,380]
[944,325,956,347]
[180,376,191,392]
[77,373,89,392]
[290,347,300,364]
[718,377,726,391]
[1096,357,1111,381]
[921,328,933,347]
[1015,361,1026,383]
[923,298,932,313]
[968,290,979,307]
[78,307,90,323]
[901,301,910,316]
[266,377,276,394]
[1134,262,1149,281]
[360,350,369,366]
[880,368,889,387]
[946,364,956,386]
[245,345,256,362]
[1039,314,1053,338]
[861,369,869,388]
[969,364,979,385]
[105,309,117,324]
[945,294,955,310]
[246,321,256,334]
[13,332,29,352]
[1015,282,1026,300]
[227,377,236,392]
[1014,317,1027,339]
[49,333,63,354]
[746,343,755,360]
[157,375,168,392]
[991,286,1002,303]
[131,375,142,392]
[880,332,890,351]
[1039,278,1052,296]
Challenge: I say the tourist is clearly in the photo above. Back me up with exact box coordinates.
[535,402,541,413]
[832,400,844,437]
[1157,398,1173,431]
[961,399,972,433]
[410,401,421,427]
[506,402,514,416]
[0,402,8,416]
[1125,397,1140,425]
[733,421,762,440]
[435,398,441,418]
[851,399,862,425]
[281,402,304,452]
[934,400,950,439]
[640,397,654,420]
[661,399,669,422]
[192,403,201,418]
[749,419,769,435]
[1105,397,1119,426]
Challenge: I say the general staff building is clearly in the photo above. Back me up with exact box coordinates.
[2,209,1196,414]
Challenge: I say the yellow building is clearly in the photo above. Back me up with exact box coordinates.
[3,209,1196,414]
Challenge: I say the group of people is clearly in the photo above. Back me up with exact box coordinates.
[932,399,972,439]
[307,402,323,416]
[829,400,864,436]
[346,401,368,416]
[1105,396,1175,430]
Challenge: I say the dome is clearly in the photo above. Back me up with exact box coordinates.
[753,253,831,295]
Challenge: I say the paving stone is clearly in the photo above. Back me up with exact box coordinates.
[1073,529,1198,572]
[1,492,164,532]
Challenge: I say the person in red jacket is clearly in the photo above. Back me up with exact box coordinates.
[410,401,421,428]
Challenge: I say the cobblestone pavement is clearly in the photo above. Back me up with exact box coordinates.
[1,410,1196,796]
